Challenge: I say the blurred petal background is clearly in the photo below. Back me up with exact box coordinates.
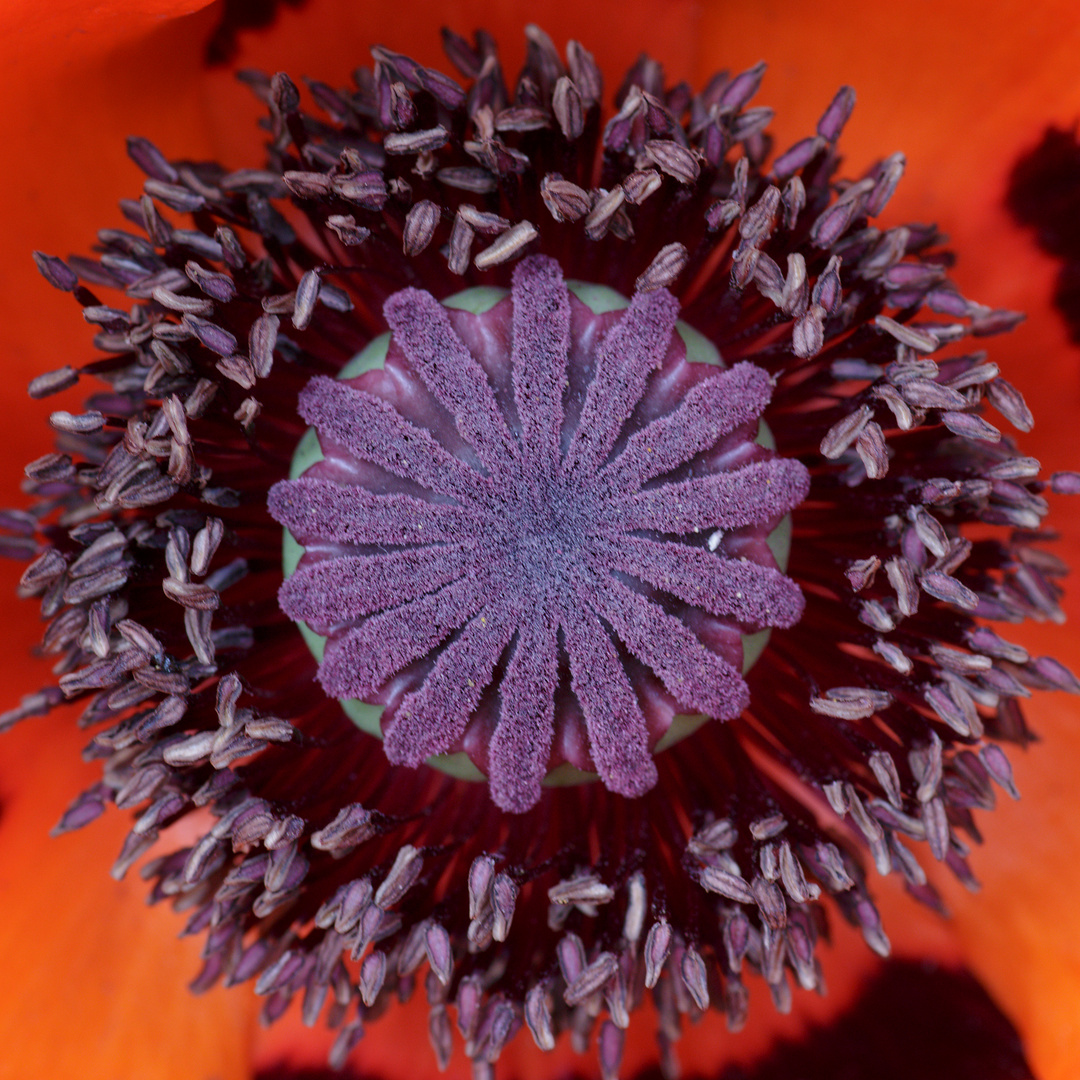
[0,2,1078,1078]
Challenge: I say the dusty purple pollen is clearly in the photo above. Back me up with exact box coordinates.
[270,255,808,811]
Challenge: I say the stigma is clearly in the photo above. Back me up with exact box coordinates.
[271,255,807,810]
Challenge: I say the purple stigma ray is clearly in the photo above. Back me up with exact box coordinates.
[267,479,484,548]
[384,289,520,475]
[619,458,810,535]
[272,254,809,811]
[383,599,520,766]
[296,377,497,504]
[598,536,805,630]
[278,545,474,629]
[562,287,681,478]
[488,616,560,813]
[599,362,775,492]
[509,256,571,473]
[562,596,658,800]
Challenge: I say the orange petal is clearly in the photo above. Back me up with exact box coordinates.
[0,0,703,378]
[0,564,258,1080]
[0,6,702,1079]
[700,4,1080,1077]
[1,2,1078,1078]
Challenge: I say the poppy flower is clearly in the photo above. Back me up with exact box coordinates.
[1,3,1079,1080]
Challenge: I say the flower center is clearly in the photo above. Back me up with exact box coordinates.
[9,24,1080,1074]
[273,256,808,810]
[505,480,584,601]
